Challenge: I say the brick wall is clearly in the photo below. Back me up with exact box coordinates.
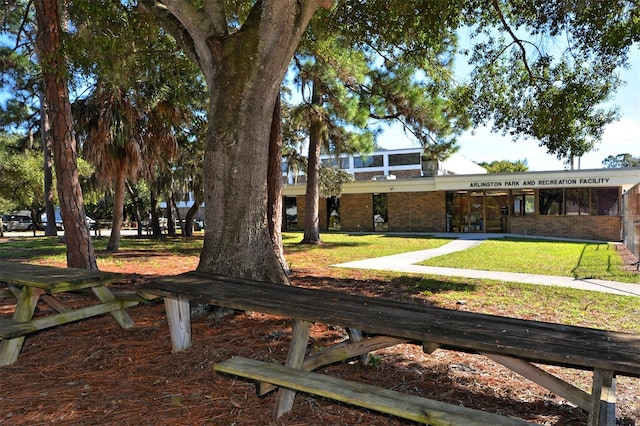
[511,215,621,241]
[340,193,374,232]
[292,195,335,232]
[388,192,446,232]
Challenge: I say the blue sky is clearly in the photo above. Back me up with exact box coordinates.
[379,49,640,171]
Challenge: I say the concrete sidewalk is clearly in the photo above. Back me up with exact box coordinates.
[333,234,640,297]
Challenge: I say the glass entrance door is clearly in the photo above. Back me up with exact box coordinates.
[485,191,509,232]
[469,191,484,232]
[447,192,468,232]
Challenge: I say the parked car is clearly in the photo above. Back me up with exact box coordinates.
[2,214,35,231]
[52,216,96,231]
[42,209,96,231]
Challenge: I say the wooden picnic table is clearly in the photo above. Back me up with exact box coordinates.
[0,260,138,366]
[143,271,640,426]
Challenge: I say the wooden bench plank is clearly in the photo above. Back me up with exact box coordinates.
[214,356,536,426]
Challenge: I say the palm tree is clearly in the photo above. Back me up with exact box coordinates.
[74,82,179,251]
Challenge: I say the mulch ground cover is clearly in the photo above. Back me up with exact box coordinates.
[1,246,639,425]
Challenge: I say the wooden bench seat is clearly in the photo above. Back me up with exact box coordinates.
[143,271,640,425]
[214,356,535,426]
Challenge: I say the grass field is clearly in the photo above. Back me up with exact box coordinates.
[417,236,640,283]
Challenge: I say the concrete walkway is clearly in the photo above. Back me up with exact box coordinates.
[333,234,640,297]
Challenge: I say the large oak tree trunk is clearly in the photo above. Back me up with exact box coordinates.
[35,0,97,269]
[196,2,321,284]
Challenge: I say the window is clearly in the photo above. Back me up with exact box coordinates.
[539,189,563,215]
[512,190,535,216]
[591,188,619,216]
[321,157,349,169]
[565,188,590,215]
[373,193,388,231]
[283,197,297,230]
[354,155,383,168]
[388,153,420,166]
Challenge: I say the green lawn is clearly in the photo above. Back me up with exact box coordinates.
[282,232,453,268]
[418,237,639,283]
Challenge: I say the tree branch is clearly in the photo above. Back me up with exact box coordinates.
[490,0,536,83]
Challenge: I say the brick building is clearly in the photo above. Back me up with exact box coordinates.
[283,148,640,242]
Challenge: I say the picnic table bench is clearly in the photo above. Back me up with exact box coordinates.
[0,260,138,366]
[143,271,640,426]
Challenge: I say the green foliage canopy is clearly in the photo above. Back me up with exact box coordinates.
[602,153,640,168]
[477,159,529,173]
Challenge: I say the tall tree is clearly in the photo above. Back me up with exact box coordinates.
[139,0,332,284]
[291,2,467,244]
[34,0,97,269]
[1,2,59,236]
[602,153,640,168]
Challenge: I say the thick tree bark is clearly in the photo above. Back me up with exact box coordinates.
[301,81,323,244]
[107,169,126,251]
[35,0,97,269]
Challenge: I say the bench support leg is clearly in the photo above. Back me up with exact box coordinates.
[0,286,39,366]
[588,368,616,426]
[274,319,311,418]
[164,296,192,352]
[484,353,591,411]
[91,286,135,329]
[347,328,369,365]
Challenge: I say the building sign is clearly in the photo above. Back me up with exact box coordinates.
[469,177,611,189]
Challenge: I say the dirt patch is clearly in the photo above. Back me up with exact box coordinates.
[1,254,638,425]
[617,243,640,273]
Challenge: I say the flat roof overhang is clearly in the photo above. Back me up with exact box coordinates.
[282,167,640,196]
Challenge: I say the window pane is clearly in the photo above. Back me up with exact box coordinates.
[565,188,590,215]
[539,189,563,215]
[591,188,619,216]
[388,153,420,166]
[354,155,383,168]
[525,195,535,214]
[513,190,536,216]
